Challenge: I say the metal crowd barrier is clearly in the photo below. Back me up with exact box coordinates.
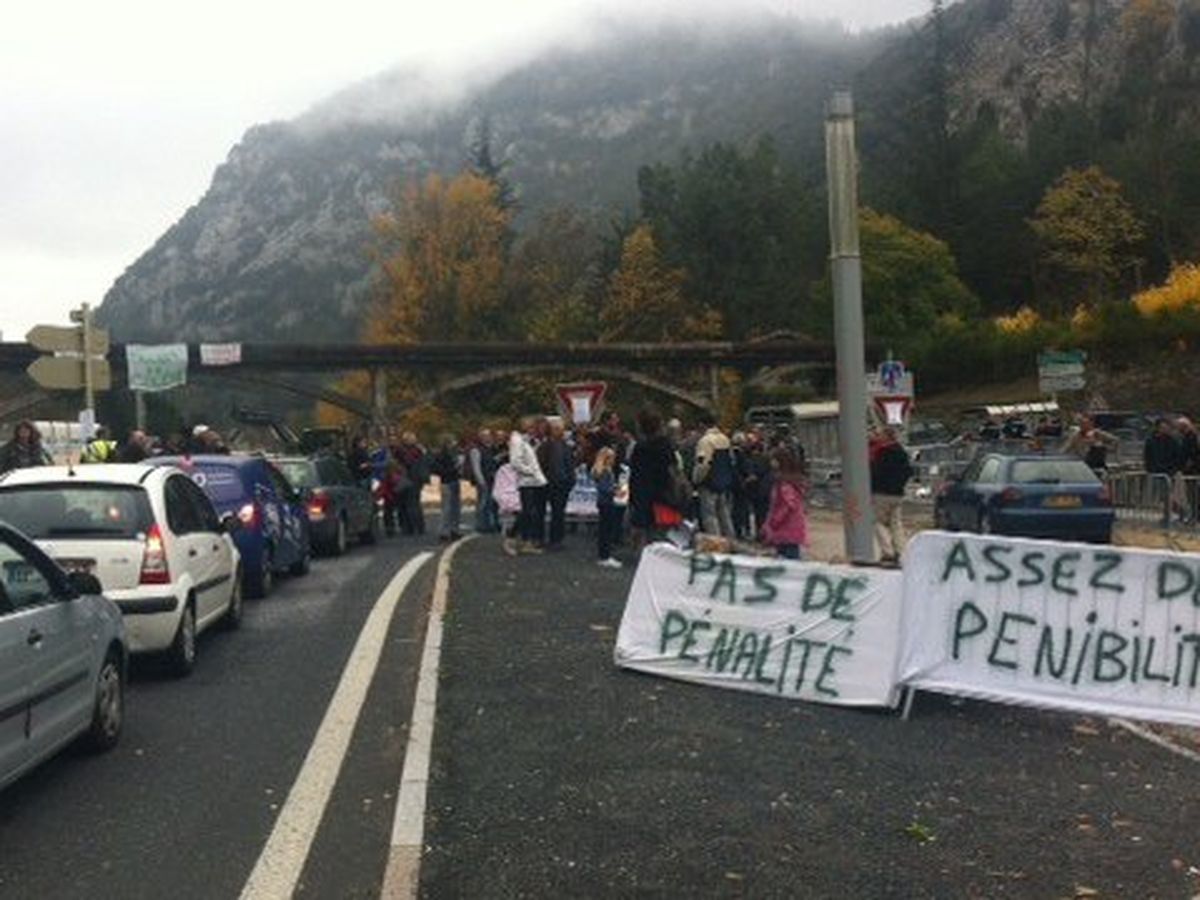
[1105,471,1200,531]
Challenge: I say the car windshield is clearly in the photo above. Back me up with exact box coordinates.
[276,460,318,489]
[0,484,154,539]
[1011,459,1099,485]
[188,465,247,504]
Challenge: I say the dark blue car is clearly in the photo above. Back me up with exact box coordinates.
[152,456,310,597]
[934,453,1115,544]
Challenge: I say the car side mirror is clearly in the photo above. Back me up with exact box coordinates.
[220,512,242,534]
[67,571,103,597]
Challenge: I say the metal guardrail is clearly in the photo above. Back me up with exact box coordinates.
[1105,471,1200,532]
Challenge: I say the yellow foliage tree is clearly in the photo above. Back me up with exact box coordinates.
[601,224,722,342]
[995,306,1041,334]
[1029,166,1144,305]
[1133,263,1200,316]
[368,172,511,344]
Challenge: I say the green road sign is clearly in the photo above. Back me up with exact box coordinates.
[27,356,112,391]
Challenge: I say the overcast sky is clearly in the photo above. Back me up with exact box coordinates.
[0,0,930,342]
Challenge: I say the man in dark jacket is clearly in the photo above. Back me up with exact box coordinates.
[870,427,913,565]
[538,418,576,550]
[1145,419,1185,523]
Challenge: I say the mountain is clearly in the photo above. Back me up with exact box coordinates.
[96,17,875,343]
[97,0,1198,344]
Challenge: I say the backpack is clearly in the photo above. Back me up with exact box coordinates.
[707,447,735,493]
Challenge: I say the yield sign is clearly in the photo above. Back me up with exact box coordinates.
[556,382,607,425]
[873,396,912,427]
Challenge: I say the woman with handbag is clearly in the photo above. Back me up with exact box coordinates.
[629,409,683,547]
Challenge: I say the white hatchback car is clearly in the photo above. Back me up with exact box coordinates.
[0,465,242,676]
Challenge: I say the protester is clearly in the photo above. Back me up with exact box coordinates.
[81,426,117,463]
[431,434,463,542]
[348,434,373,488]
[628,408,679,545]
[744,431,774,539]
[379,458,408,537]
[505,416,547,556]
[731,432,752,539]
[538,417,575,550]
[870,426,913,565]
[0,421,50,473]
[398,432,428,535]
[1063,416,1119,474]
[117,429,152,463]
[1144,418,1182,477]
[692,413,736,537]
[762,446,808,560]
[468,428,500,534]
[592,445,624,568]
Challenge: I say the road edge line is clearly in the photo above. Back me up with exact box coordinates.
[381,535,476,900]
[239,550,435,900]
[1110,717,1200,765]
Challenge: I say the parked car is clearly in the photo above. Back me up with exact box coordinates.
[0,465,242,675]
[152,455,310,599]
[272,455,378,556]
[0,522,126,790]
[934,453,1115,544]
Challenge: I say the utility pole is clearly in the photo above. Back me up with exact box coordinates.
[825,91,876,563]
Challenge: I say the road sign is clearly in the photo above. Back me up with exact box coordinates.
[27,356,112,391]
[556,382,608,425]
[26,324,110,355]
[1039,350,1087,395]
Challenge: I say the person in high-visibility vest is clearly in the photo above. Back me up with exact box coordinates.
[81,426,118,463]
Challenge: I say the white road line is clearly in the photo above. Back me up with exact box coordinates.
[1110,717,1200,765]
[240,551,435,900]
[381,536,474,900]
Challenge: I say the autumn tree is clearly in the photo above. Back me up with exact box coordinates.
[1029,166,1145,306]
[368,171,512,344]
[601,224,722,342]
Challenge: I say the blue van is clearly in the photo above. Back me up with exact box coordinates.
[152,456,310,598]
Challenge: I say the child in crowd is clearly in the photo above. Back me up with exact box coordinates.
[592,446,623,568]
[762,446,808,560]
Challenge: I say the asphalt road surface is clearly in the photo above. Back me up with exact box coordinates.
[0,534,438,900]
[423,535,1200,899]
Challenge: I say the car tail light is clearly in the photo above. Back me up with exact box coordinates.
[307,489,330,520]
[998,487,1024,506]
[139,523,171,585]
[238,502,259,527]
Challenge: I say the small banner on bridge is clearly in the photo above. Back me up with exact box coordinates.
[900,532,1200,727]
[615,544,904,708]
[126,343,188,392]
[199,343,242,366]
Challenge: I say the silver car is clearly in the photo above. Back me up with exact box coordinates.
[0,521,127,791]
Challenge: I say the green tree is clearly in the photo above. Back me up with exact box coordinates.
[1029,166,1145,305]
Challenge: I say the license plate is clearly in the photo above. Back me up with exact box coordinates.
[1043,495,1082,509]
[57,558,96,575]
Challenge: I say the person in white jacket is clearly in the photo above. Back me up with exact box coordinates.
[505,416,547,555]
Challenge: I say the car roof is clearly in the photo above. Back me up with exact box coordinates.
[980,453,1080,463]
[153,454,262,469]
[0,464,164,487]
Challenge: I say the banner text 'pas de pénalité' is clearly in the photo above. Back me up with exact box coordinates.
[615,544,903,708]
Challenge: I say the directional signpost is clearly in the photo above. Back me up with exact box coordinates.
[1038,349,1086,396]
[26,305,111,433]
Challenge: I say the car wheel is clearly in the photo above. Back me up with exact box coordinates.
[330,517,348,556]
[221,572,243,630]
[167,601,197,677]
[83,650,123,753]
[290,547,311,577]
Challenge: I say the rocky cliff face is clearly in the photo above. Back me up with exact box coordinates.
[97,18,867,343]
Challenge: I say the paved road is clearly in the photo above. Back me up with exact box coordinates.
[423,535,1200,899]
[0,535,438,900]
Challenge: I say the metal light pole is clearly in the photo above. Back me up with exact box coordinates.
[825,91,875,563]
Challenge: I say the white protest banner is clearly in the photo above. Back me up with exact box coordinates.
[900,532,1200,727]
[199,342,242,366]
[615,544,904,708]
[126,344,188,392]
